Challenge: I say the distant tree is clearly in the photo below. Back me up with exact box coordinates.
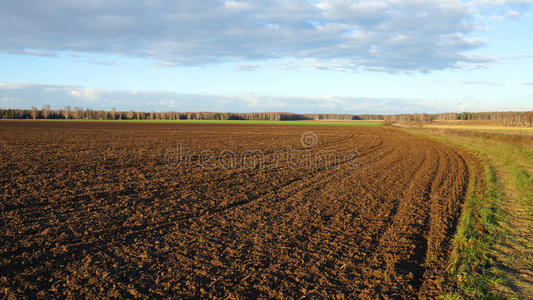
[42,104,50,119]
[63,106,71,119]
[126,110,135,119]
[30,106,38,119]
[72,107,81,119]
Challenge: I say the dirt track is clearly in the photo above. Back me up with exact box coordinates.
[0,121,471,298]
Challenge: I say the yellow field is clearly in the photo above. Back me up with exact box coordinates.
[424,120,533,134]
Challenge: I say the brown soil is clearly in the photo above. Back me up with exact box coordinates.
[0,121,472,298]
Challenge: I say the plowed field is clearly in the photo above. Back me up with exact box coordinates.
[0,121,472,298]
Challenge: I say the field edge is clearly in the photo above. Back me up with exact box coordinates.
[400,127,532,299]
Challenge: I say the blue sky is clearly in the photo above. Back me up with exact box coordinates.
[1,0,532,114]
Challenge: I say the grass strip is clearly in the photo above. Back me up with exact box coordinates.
[402,127,532,299]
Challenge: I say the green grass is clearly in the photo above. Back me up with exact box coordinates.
[402,127,533,299]
[444,164,504,299]
[0,119,382,126]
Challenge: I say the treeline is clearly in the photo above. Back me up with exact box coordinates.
[0,106,309,121]
[0,106,382,122]
[0,105,532,126]
[383,113,432,123]
[432,111,533,126]
[381,111,533,126]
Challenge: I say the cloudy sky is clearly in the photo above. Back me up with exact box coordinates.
[1,0,532,114]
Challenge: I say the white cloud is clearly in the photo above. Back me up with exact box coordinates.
[236,64,261,71]
[2,96,20,102]
[0,82,38,89]
[462,80,503,86]
[0,0,530,72]
[1,81,531,113]
[225,1,250,10]
[68,88,99,100]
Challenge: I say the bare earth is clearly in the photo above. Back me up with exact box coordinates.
[0,121,473,298]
